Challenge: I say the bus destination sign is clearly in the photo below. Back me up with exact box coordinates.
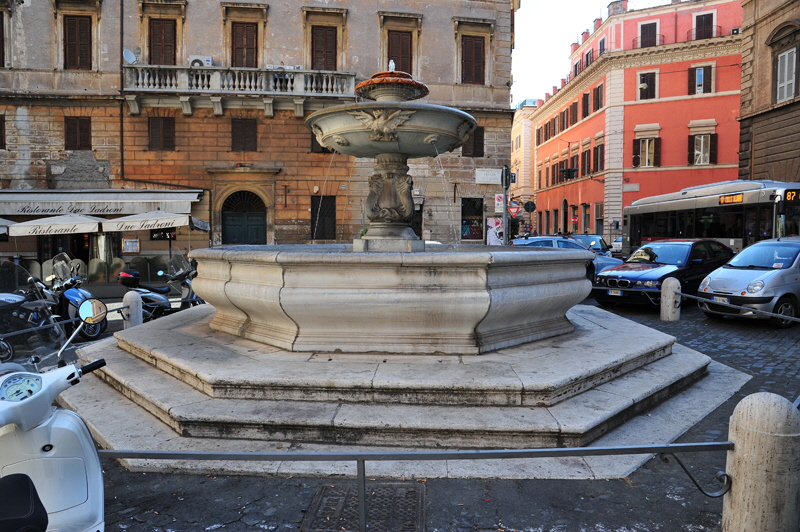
[719,193,743,205]
[786,190,800,202]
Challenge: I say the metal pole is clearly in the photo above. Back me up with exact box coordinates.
[502,165,509,245]
[357,459,367,532]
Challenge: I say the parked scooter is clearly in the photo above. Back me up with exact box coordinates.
[118,249,203,322]
[48,253,108,340]
[0,260,107,532]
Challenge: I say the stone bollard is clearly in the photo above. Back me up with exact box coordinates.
[122,291,143,330]
[659,277,681,322]
[722,393,800,532]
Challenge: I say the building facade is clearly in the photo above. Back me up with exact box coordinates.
[517,0,742,242]
[738,0,800,184]
[0,0,514,283]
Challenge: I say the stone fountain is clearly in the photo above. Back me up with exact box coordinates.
[59,70,745,479]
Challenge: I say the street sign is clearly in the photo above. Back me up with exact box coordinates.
[523,201,536,213]
[509,206,522,217]
[571,216,578,223]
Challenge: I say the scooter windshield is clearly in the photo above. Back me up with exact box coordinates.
[0,260,66,370]
[50,252,74,283]
[165,249,191,276]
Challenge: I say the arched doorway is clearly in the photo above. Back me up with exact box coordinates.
[221,191,267,245]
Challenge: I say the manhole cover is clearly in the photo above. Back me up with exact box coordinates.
[300,481,426,532]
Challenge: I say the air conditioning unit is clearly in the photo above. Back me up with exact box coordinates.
[189,55,213,67]
[731,28,741,35]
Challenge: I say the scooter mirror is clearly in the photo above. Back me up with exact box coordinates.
[78,299,108,325]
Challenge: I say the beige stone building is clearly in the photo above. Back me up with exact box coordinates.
[0,0,514,283]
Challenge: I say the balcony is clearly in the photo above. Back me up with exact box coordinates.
[687,26,722,41]
[632,34,666,49]
[122,65,357,117]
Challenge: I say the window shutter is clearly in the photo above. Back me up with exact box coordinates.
[162,118,175,150]
[388,30,412,74]
[312,26,337,71]
[150,19,176,65]
[461,35,485,85]
[703,66,712,93]
[79,117,91,149]
[78,17,91,69]
[64,16,92,70]
[709,133,718,164]
[233,23,257,68]
[688,68,696,95]
[0,12,4,69]
[65,118,78,149]
[471,126,484,157]
[632,139,640,168]
[653,138,661,167]
[687,134,695,165]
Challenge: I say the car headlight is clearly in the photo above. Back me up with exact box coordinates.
[699,277,710,290]
[594,276,604,285]
[635,280,660,288]
[747,280,764,293]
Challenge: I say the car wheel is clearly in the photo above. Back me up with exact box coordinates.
[703,311,726,321]
[0,339,14,362]
[770,296,797,329]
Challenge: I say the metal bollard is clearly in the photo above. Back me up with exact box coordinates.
[122,291,143,329]
[722,393,800,532]
[660,277,681,322]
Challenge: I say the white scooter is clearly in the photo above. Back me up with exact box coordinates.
[0,262,108,532]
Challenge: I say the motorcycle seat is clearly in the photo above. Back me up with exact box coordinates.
[0,473,49,532]
[138,284,172,295]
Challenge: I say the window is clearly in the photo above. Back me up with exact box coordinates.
[379,12,420,76]
[594,202,604,234]
[688,133,718,165]
[232,22,257,67]
[311,196,336,239]
[0,12,5,68]
[149,117,175,151]
[694,13,714,40]
[64,15,92,70]
[638,72,656,100]
[581,92,590,119]
[550,116,557,136]
[387,30,412,74]
[599,38,606,55]
[311,133,332,153]
[461,126,484,157]
[560,109,568,131]
[0,115,5,150]
[633,138,660,168]
[461,35,485,85]
[592,143,605,172]
[584,49,593,69]
[569,101,578,126]
[593,84,604,111]
[639,22,657,48]
[581,148,591,176]
[311,26,337,70]
[535,127,542,146]
[514,135,521,151]
[777,48,797,103]
[460,198,484,240]
[232,118,257,152]
[573,61,581,78]
[65,117,91,150]
[689,66,712,95]
[149,19,176,65]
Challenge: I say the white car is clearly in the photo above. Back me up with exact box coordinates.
[696,237,800,328]
[610,236,623,255]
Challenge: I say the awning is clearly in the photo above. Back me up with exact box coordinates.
[0,189,203,216]
[8,214,106,236]
[0,217,15,235]
[102,211,190,232]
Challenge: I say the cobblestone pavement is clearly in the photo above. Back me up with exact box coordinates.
[99,300,800,532]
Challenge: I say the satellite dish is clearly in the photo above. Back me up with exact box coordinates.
[123,49,137,65]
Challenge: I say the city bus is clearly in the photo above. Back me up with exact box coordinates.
[623,180,800,255]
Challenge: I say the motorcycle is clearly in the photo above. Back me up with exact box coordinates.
[0,263,65,362]
[0,263,107,532]
[118,249,203,322]
[48,253,108,341]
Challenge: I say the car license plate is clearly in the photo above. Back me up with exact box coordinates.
[712,296,729,304]
[607,289,622,296]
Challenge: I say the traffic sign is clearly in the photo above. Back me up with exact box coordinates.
[571,216,578,223]
[509,206,522,217]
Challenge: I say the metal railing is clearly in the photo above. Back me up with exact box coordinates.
[98,441,733,532]
[687,26,723,41]
[123,65,356,98]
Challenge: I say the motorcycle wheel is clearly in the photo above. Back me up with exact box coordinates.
[79,318,107,341]
[0,339,14,362]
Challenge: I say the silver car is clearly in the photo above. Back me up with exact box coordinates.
[510,235,623,279]
[696,237,800,328]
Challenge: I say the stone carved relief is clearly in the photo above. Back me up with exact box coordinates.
[347,109,416,141]
[365,172,415,223]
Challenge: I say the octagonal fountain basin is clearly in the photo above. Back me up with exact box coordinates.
[190,245,593,355]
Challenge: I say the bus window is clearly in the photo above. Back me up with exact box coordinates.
[744,207,758,247]
[786,205,800,236]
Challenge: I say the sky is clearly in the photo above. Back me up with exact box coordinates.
[511,0,669,106]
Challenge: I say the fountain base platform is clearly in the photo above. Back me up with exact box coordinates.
[62,304,750,479]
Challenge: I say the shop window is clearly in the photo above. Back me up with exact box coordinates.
[460,198,484,240]
[65,117,91,150]
[64,15,92,70]
[462,126,484,157]
[149,117,175,151]
[633,138,660,168]
[231,118,257,152]
[149,19,176,65]
[689,66,712,95]
[688,133,717,165]
[311,195,336,239]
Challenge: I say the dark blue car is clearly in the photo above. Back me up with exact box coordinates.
[592,239,734,306]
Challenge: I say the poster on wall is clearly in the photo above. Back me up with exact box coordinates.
[487,217,503,245]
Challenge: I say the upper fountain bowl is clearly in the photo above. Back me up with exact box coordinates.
[355,70,430,102]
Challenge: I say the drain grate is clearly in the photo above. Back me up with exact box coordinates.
[300,481,426,532]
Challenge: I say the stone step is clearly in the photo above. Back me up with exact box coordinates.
[107,305,678,407]
[72,334,710,449]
